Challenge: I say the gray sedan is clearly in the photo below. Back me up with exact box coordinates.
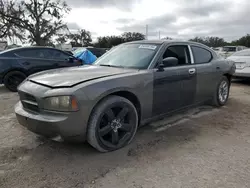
[15,40,236,152]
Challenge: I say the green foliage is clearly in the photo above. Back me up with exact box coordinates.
[94,36,124,48]
[67,29,92,47]
[189,36,227,47]
[121,32,145,42]
[0,0,70,46]
[93,32,145,48]
[0,0,25,40]
[231,34,250,47]
[162,37,173,40]
[1,0,249,48]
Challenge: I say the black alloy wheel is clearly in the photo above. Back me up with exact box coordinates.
[87,96,138,152]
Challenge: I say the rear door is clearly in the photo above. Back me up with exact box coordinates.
[15,49,57,74]
[190,45,218,103]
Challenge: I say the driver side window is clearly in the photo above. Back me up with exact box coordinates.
[162,45,191,67]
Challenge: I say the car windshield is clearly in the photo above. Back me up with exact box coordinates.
[222,47,236,52]
[231,50,250,56]
[94,43,160,69]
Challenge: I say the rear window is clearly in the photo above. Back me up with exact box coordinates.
[0,49,15,57]
[191,46,212,64]
[15,49,46,58]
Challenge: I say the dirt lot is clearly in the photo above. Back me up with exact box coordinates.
[1,81,250,188]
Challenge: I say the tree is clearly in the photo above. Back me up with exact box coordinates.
[231,34,250,47]
[205,37,226,47]
[55,34,67,44]
[189,36,226,47]
[68,33,81,47]
[68,29,92,47]
[161,37,173,40]
[0,0,24,40]
[94,36,124,48]
[0,0,70,45]
[189,37,206,44]
[121,32,145,42]
[78,29,92,46]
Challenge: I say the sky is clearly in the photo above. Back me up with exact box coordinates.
[64,0,250,42]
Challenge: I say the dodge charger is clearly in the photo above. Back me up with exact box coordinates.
[15,40,236,152]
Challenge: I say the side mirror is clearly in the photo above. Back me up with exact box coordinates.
[68,56,74,62]
[158,57,178,70]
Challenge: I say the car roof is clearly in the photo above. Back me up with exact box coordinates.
[0,46,59,54]
[127,40,208,46]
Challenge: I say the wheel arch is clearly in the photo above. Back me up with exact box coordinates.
[3,68,28,80]
[223,73,232,87]
[89,89,142,126]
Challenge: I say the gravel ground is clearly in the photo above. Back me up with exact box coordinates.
[1,81,250,188]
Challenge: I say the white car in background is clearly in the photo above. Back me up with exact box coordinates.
[227,49,250,78]
[219,46,247,58]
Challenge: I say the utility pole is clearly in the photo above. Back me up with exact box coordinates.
[146,24,148,39]
[159,31,161,40]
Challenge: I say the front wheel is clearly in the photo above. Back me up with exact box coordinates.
[3,71,27,92]
[87,96,138,152]
[212,76,230,107]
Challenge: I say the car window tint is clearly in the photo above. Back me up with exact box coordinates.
[16,49,47,58]
[162,45,191,66]
[16,49,35,57]
[191,46,212,64]
[50,50,69,60]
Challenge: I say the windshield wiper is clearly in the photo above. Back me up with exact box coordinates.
[99,64,124,68]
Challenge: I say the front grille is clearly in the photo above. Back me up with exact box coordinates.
[19,91,39,112]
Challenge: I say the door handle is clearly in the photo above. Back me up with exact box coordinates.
[188,68,196,74]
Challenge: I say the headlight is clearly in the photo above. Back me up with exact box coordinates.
[43,96,79,112]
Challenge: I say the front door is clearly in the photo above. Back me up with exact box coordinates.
[49,49,80,68]
[153,44,197,116]
[153,67,182,116]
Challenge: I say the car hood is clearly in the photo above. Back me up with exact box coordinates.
[28,65,136,88]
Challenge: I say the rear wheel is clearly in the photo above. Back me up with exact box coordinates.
[212,76,230,107]
[87,96,138,152]
[3,71,27,92]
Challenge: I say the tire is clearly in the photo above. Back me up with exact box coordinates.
[87,95,138,152]
[212,76,230,107]
[3,71,27,92]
